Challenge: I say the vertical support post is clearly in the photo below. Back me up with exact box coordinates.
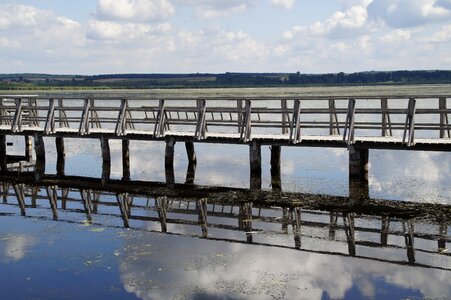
[165,138,175,187]
[239,202,253,243]
[237,100,243,133]
[156,197,168,233]
[46,186,58,220]
[439,97,450,138]
[197,199,208,238]
[381,216,390,246]
[292,207,301,249]
[122,139,130,180]
[329,212,339,240]
[0,135,6,172]
[290,99,301,143]
[34,134,45,180]
[13,184,26,216]
[349,147,368,181]
[270,145,281,190]
[381,98,392,137]
[403,219,415,264]
[24,135,32,161]
[329,99,340,135]
[281,100,289,134]
[195,100,207,140]
[185,142,196,185]
[2,183,9,203]
[438,224,447,252]
[56,137,65,176]
[343,213,356,256]
[249,141,261,190]
[116,193,130,228]
[100,137,110,183]
[343,98,356,144]
[403,98,416,146]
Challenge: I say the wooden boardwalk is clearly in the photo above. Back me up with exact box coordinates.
[0,95,450,184]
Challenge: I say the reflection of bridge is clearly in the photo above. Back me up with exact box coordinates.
[0,96,450,188]
[1,172,450,270]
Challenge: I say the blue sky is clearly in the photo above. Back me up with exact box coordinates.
[1,0,451,74]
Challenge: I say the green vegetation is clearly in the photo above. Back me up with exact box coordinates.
[1,70,451,90]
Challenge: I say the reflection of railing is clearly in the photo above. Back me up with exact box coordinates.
[1,175,449,270]
[0,97,450,145]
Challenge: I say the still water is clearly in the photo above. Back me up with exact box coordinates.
[1,87,450,299]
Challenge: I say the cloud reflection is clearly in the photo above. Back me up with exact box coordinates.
[1,234,37,262]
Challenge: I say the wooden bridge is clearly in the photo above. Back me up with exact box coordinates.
[0,172,450,269]
[0,95,450,186]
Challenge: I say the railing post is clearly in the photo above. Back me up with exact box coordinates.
[165,138,176,187]
[44,99,56,134]
[381,98,392,137]
[281,99,289,134]
[343,99,356,145]
[329,99,340,135]
[46,186,58,220]
[439,97,450,138]
[290,99,301,143]
[115,99,128,136]
[195,99,207,140]
[154,99,166,138]
[185,142,197,185]
[79,99,90,135]
[343,213,356,256]
[403,98,416,146]
[240,100,252,142]
[197,199,208,238]
[11,98,23,133]
[237,100,243,133]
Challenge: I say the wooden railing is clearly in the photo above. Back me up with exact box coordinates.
[0,96,450,146]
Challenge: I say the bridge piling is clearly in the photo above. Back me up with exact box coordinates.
[249,141,262,190]
[349,147,369,181]
[122,139,130,180]
[165,138,176,187]
[185,142,196,185]
[24,135,32,161]
[100,138,110,183]
[56,137,65,176]
[0,135,6,172]
[270,145,281,190]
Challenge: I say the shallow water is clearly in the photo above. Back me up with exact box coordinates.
[1,87,450,299]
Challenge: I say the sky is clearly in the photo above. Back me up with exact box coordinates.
[1,0,451,74]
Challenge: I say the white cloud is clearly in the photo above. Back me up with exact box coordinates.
[270,0,295,10]
[368,0,451,28]
[178,0,256,19]
[427,24,451,42]
[0,4,43,29]
[87,20,172,41]
[0,37,21,49]
[380,29,412,43]
[96,0,175,22]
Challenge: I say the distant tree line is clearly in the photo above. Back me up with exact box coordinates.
[1,70,451,89]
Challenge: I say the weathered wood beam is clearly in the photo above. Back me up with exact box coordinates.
[0,135,6,172]
[165,138,176,187]
[56,137,65,176]
[185,142,196,185]
[249,141,261,190]
[100,137,110,183]
[122,139,130,180]
[270,145,281,191]
[349,147,368,181]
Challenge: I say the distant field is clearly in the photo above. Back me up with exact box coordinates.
[1,84,451,99]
